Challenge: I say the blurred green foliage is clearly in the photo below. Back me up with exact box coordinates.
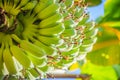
[80,61,118,80]
[80,0,120,80]
[85,0,102,7]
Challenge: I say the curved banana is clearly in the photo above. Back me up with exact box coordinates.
[33,0,56,14]
[84,28,98,38]
[40,0,56,5]
[38,23,65,36]
[33,1,48,14]
[61,48,79,57]
[79,45,93,53]
[34,40,57,56]
[78,14,90,25]
[37,35,64,46]
[28,68,40,78]
[38,65,54,73]
[74,7,85,18]
[0,43,4,75]
[56,58,75,68]
[39,13,63,28]
[84,22,95,32]
[64,19,75,29]
[64,0,74,8]
[10,45,32,69]
[26,51,47,67]
[20,40,46,58]
[3,47,17,74]
[82,37,97,47]
[21,0,37,10]
[37,3,60,19]
[26,71,37,80]
[62,28,77,38]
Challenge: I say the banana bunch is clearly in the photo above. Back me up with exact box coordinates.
[0,0,98,79]
[48,0,98,69]
[0,0,64,79]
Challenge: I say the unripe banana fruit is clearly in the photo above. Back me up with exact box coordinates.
[0,0,98,79]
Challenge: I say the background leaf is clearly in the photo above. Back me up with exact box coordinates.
[80,61,118,80]
[101,0,120,22]
[86,26,120,66]
[85,0,102,7]
[113,65,120,79]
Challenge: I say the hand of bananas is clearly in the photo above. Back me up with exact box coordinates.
[0,0,98,79]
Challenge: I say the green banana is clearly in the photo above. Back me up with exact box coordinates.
[38,23,65,36]
[64,19,76,29]
[26,51,47,67]
[39,13,63,28]
[22,27,37,40]
[74,7,84,18]
[40,0,56,5]
[3,47,17,74]
[0,43,4,75]
[34,40,57,56]
[28,68,40,78]
[33,2,47,14]
[84,22,95,33]
[62,28,77,37]
[10,45,32,69]
[21,0,37,10]
[37,3,60,19]
[38,65,54,73]
[79,45,93,53]
[56,58,75,67]
[84,28,98,38]
[82,37,97,47]
[61,48,79,57]
[20,40,46,57]
[78,14,90,25]
[62,59,75,67]
[26,71,37,80]
[64,0,74,8]
[37,35,64,46]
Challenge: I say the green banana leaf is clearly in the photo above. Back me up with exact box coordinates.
[101,0,120,23]
[79,61,118,80]
[86,26,120,66]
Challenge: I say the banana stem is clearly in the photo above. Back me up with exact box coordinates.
[46,73,91,80]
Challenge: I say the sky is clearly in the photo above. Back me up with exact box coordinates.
[44,0,105,80]
[87,0,105,20]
